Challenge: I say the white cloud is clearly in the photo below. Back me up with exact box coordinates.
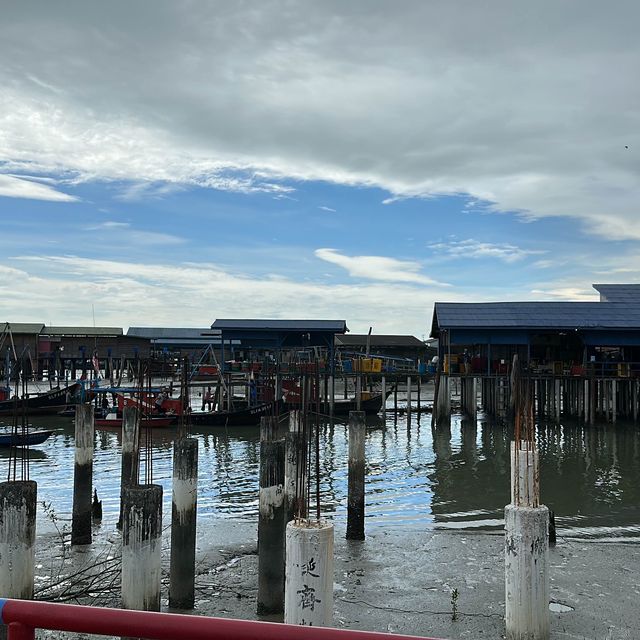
[318,206,336,213]
[4,254,461,334]
[0,174,77,202]
[85,221,131,230]
[315,248,448,285]
[429,239,544,263]
[0,2,639,236]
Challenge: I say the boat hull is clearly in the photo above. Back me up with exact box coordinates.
[286,393,385,416]
[189,401,281,427]
[0,383,83,417]
[0,430,53,447]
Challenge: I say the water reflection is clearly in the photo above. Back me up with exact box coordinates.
[3,411,639,540]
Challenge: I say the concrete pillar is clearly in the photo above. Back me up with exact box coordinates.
[436,376,451,426]
[119,407,140,528]
[121,484,163,612]
[284,520,334,627]
[285,410,307,523]
[0,481,36,600]
[257,417,286,615]
[346,411,366,540]
[505,442,549,640]
[328,375,334,417]
[72,403,94,545]
[505,505,550,640]
[169,437,198,609]
[612,379,617,423]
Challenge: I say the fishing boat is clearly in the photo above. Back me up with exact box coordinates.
[285,391,388,416]
[189,400,281,427]
[94,413,176,428]
[0,430,53,447]
[0,383,84,417]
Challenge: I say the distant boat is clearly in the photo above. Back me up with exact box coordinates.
[0,430,53,447]
[286,391,388,416]
[189,400,281,427]
[0,383,83,417]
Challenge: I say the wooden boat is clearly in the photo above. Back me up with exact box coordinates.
[286,392,386,416]
[95,413,176,428]
[0,383,83,417]
[0,430,53,447]
[189,400,281,427]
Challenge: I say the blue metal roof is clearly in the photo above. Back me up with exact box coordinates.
[127,327,218,340]
[592,284,640,303]
[211,319,347,333]
[433,301,640,332]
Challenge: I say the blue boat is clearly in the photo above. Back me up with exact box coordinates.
[0,430,53,447]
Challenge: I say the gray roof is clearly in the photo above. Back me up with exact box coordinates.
[433,301,640,332]
[592,284,640,303]
[212,319,347,332]
[2,322,45,334]
[336,334,425,348]
[127,327,218,340]
[44,326,123,337]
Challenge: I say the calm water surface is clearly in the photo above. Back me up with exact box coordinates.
[2,406,639,541]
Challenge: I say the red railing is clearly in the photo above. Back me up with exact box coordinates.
[0,599,441,640]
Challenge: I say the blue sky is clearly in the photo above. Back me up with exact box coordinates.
[1,2,639,335]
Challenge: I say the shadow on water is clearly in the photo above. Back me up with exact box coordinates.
[4,410,640,539]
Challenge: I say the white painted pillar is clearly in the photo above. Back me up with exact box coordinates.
[285,520,333,627]
[0,481,36,600]
[505,442,549,640]
[122,484,162,612]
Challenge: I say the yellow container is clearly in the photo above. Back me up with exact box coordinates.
[618,363,630,378]
[371,358,382,373]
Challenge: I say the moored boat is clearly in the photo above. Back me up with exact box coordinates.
[0,430,53,447]
[189,400,282,427]
[0,383,84,417]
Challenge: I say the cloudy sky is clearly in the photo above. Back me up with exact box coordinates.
[1,1,639,335]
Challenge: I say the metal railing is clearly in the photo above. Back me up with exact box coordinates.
[0,598,439,640]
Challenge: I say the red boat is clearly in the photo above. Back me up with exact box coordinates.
[95,413,176,428]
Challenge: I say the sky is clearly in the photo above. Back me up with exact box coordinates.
[1,1,639,337]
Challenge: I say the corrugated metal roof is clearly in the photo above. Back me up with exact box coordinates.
[2,322,45,334]
[211,319,348,332]
[127,327,218,340]
[433,301,640,330]
[336,334,425,348]
[44,326,123,337]
[592,284,640,302]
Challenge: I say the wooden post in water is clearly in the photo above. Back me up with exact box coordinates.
[119,406,140,528]
[356,372,362,411]
[122,484,163,613]
[406,375,412,420]
[417,376,421,413]
[346,411,366,540]
[328,375,334,417]
[257,416,286,615]
[0,481,36,600]
[284,410,306,524]
[72,403,94,545]
[169,437,198,609]
[381,376,387,419]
